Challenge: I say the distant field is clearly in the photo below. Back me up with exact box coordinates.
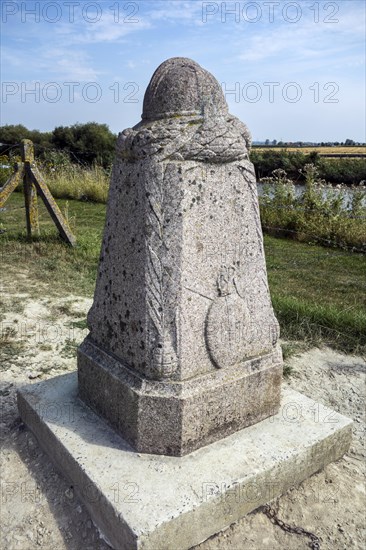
[253,146,366,155]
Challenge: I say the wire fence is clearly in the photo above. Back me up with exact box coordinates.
[0,141,109,166]
[1,141,365,252]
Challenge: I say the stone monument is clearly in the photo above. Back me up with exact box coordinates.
[18,58,353,550]
[78,57,282,456]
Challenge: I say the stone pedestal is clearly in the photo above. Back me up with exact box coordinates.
[78,339,282,456]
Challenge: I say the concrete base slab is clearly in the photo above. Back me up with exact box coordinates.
[18,373,352,550]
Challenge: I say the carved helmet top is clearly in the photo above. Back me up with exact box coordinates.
[142,57,229,121]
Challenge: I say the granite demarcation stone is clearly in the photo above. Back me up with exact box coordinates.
[78,57,283,456]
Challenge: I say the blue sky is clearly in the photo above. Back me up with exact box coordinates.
[1,0,365,141]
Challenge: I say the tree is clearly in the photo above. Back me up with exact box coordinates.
[0,124,30,145]
[0,125,52,156]
[345,138,355,146]
[51,122,116,167]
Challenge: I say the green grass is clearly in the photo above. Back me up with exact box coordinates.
[0,192,103,296]
[68,318,88,330]
[1,193,365,355]
[45,163,110,204]
[264,236,366,354]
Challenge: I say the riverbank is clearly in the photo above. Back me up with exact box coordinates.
[258,165,366,252]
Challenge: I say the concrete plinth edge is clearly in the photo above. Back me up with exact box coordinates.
[17,373,352,550]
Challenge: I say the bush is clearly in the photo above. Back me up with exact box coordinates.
[259,165,366,251]
[250,149,318,182]
[251,149,365,185]
[317,158,366,185]
[51,122,116,168]
[0,122,117,169]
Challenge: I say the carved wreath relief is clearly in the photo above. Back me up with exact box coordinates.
[145,165,179,380]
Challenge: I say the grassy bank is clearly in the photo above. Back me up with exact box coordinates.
[45,163,110,204]
[1,193,365,356]
[259,166,366,252]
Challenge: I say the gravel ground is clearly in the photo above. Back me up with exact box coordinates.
[1,285,365,550]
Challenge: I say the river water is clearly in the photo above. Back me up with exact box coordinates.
[256,182,366,208]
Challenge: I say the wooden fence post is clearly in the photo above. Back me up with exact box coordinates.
[1,139,76,246]
[20,139,39,238]
[0,163,25,209]
[29,166,76,246]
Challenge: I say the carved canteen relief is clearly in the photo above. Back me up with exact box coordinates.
[206,265,252,368]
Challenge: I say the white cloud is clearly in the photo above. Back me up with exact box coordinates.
[236,7,365,79]
[146,1,203,23]
[78,18,150,44]
[42,49,100,81]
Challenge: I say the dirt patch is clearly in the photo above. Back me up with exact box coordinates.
[1,284,365,549]
[199,347,365,550]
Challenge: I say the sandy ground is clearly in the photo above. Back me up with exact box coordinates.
[1,279,365,550]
